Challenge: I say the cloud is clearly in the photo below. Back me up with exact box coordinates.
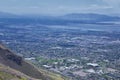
[102,0,120,6]
[29,6,40,9]
[88,4,113,10]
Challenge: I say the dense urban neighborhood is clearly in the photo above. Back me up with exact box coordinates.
[0,18,120,80]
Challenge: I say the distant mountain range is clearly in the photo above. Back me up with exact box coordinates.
[61,13,120,21]
[0,11,120,25]
[0,12,19,18]
[0,11,120,20]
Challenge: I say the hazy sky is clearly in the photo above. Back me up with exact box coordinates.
[0,0,120,15]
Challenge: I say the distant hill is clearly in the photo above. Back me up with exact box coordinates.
[0,12,20,18]
[0,12,120,25]
[61,13,120,22]
[1,11,120,21]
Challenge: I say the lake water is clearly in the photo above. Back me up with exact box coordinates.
[47,24,120,32]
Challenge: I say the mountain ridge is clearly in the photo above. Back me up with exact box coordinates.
[0,11,120,20]
[0,11,19,18]
[60,13,120,22]
[0,43,50,80]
